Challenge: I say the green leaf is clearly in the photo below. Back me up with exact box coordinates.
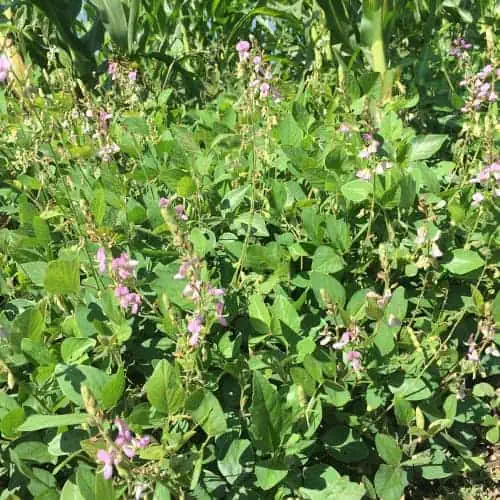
[61,480,85,500]
[473,383,495,398]
[217,438,252,485]
[91,188,106,226]
[255,459,288,491]
[312,246,345,274]
[93,0,128,51]
[221,185,250,212]
[341,180,372,202]
[44,258,80,295]
[394,396,414,425]
[95,470,115,500]
[311,272,346,308]
[56,364,110,406]
[176,176,196,197]
[250,371,284,453]
[0,407,25,437]
[145,360,185,415]
[375,434,402,465]
[408,135,447,161]
[33,216,51,249]
[186,390,227,436]
[443,250,485,275]
[300,464,365,500]
[322,426,369,463]
[374,465,408,500]
[249,294,271,334]
[278,115,303,146]
[100,369,125,409]
[18,413,88,432]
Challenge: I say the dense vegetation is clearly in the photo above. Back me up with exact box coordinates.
[0,1,499,498]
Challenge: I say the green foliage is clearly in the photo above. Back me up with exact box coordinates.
[0,4,498,498]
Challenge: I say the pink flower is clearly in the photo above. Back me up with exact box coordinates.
[111,253,138,280]
[260,82,270,98]
[215,301,228,326]
[159,197,170,208]
[332,332,351,350]
[132,435,151,448]
[253,56,262,66]
[96,247,107,274]
[471,192,484,207]
[115,285,141,314]
[114,418,132,446]
[183,280,201,301]
[236,40,250,53]
[128,71,137,81]
[99,110,112,129]
[208,285,225,297]
[175,204,188,220]
[97,448,119,480]
[108,61,118,79]
[356,169,372,181]
[0,54,10,82]
[175,261,190,280]
[188,315,203,346]
[358,149,371,159]
[339,123,351,133]
[346,351,362,371]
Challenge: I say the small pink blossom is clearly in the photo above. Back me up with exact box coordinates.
[236,40,250,53]
[346,350,362,371]
[332,332,351,350]
[183,280,201,301]
[215,301,228,326]
[108,61,118,79]
[96,247,107,274]
[111,252,138,280]
[188,315,203,346]
[128,71,137,81]
[0,54,10,82]
[97,448,119,480]
[471,192,484,207]
[356,169,372,181]
[486,345,500,357]
[260,82,271,98]
[159,197,170,208]
[208,285,225,297]
[253,56,262,66]
[175,204,188,220]
[339,123,351,133]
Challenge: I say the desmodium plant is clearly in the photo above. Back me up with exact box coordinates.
[0,10,498,500]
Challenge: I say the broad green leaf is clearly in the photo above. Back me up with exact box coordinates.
[221,185,250,212]
[375,434,402,465]
[217,438,252,485]
[56,364,110,406]
[93,0,128,51]
[100,369,125,409]
[300,464,365,500]
[145,360,185,415]
[321,426,369,463]
[374,465,408,500]
[61,480,85,500]
[312,246,345,274]
[408,135,447,161]
[33,216,51,249]
[255,459,288,491]
[250,371,284,453]
[249,294,271,334]
[0,407,25,437]
[278,115,303,146]
[18,413,88,432]
[44,258,80,295]
[311,272,346,308]
[186,390,227,436]
[341,180,372,202]
[443,250,485,275]
[91,188,106,226]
